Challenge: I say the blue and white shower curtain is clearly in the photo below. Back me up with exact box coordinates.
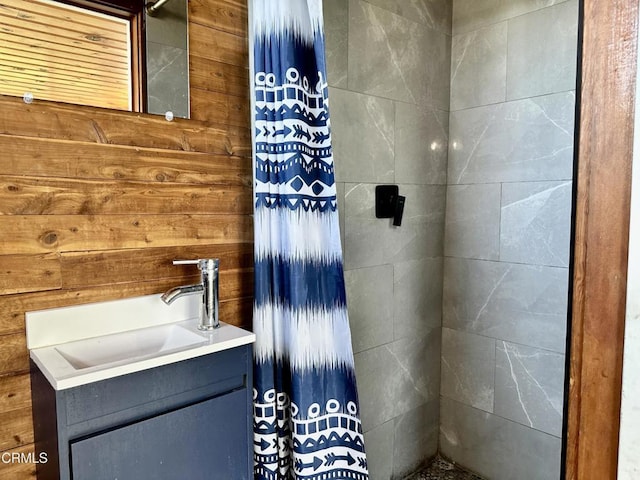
[250,1,369,479]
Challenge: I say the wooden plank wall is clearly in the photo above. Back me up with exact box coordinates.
[0,1,252,477]
[565,0,637,478]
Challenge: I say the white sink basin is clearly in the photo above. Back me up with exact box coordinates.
[55,324,208,370]
[26,294,256,390]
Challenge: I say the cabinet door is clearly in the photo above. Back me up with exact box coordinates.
[70,389,250,480]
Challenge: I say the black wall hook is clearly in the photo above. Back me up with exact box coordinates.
[375,185,406,227]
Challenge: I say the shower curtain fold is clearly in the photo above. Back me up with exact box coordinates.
[249,1,369,479]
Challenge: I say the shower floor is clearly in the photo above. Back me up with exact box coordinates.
[406,457,485,480]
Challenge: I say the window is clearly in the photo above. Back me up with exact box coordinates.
[0,0,143,111]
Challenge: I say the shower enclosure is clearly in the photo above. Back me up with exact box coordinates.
[323,0,579,478]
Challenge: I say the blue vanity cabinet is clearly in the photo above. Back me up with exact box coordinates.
[30,344,253,480]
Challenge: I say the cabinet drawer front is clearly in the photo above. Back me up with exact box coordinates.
[64,345,250,426]
[70,389,251,480]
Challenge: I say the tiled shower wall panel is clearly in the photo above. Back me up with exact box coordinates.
[323,1,452,478]
[441,1,578,479]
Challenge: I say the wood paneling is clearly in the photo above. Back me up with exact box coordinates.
[565,0,637,478]
[189,0,247,37]
[190,87,250,127]
[0,255,61,296]
[0,375,34,464]
[0,97,251,156]
[0,374,31,414]
[61,259,253,297]
[0,444,37,478]
[0,215,253,254]
[0,1,252,477]
[59,244,253,287]
[0,407,34,453]
[190,56,249,98]
[0,135,251,186]
[0,177,252,215]
[0,335,30,377]
[189,22,248,68]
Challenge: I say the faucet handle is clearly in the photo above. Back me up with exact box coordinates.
[172,259,219,271]
[172,259,200,265]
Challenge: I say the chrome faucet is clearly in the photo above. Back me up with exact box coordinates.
[161,259,220,330]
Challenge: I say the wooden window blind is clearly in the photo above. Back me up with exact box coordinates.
[0,0,132,110]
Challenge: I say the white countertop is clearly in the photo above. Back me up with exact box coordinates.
[26,294,255,390]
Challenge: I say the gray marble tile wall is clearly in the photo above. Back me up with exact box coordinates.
[440,398,562,480]
[441,1,578,479]
[325,0,577,478]
[323,0,451,478]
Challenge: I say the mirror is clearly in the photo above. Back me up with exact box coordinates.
[0,0,190,118]
[145,0,189,118]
